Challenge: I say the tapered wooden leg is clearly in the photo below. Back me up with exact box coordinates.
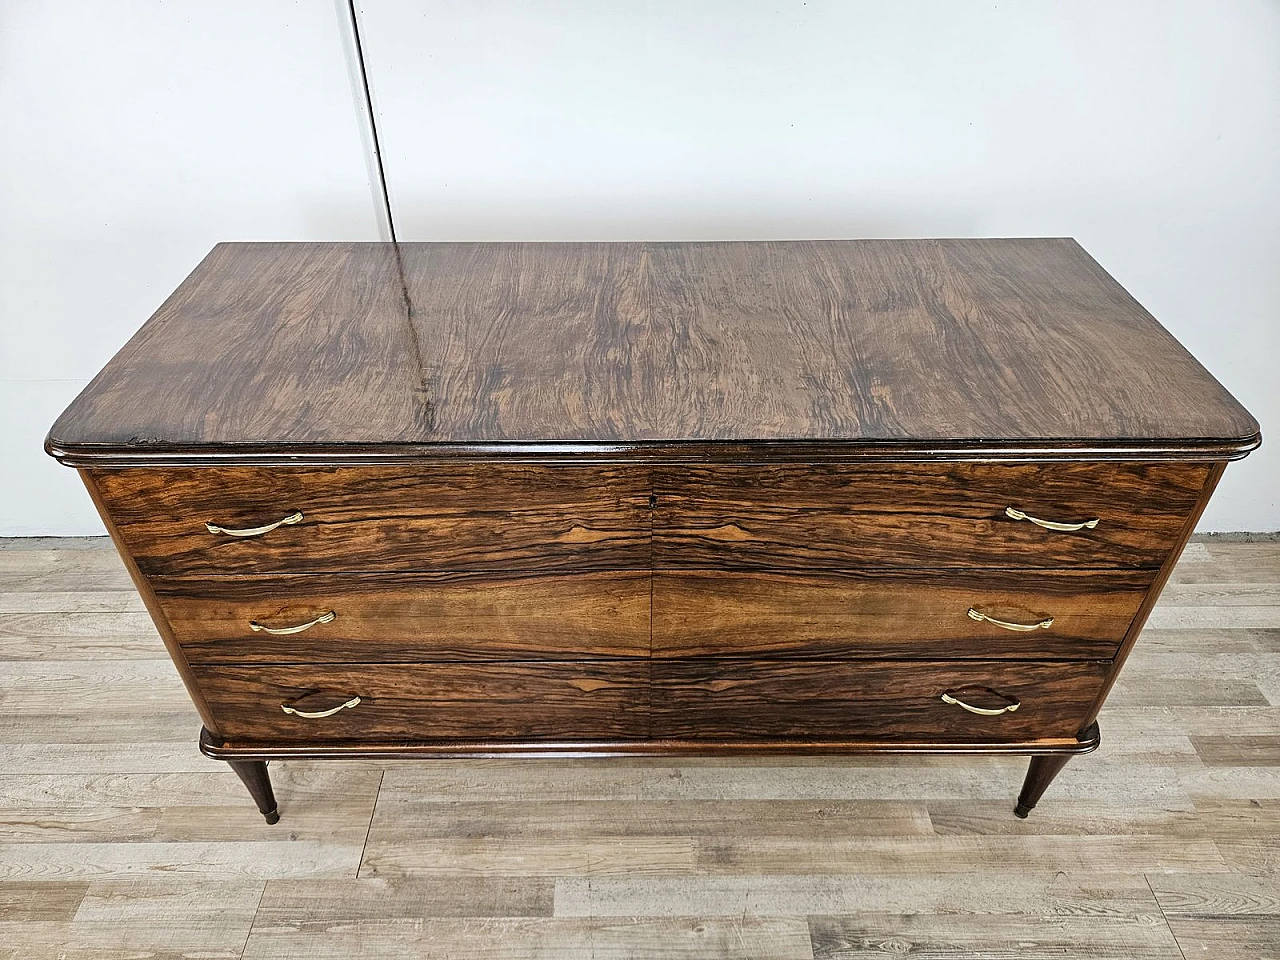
[228,760,280,824]
[1015,753,1073,818]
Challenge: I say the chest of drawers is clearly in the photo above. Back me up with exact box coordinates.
[47,239,1259,822]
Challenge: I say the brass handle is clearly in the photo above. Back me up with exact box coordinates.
[281,695,361,719]
[1005,506,1099,532]
[968,607,1053,631]
[249,611,336,635]
[941,690,1021,716]
[205,511,303,538]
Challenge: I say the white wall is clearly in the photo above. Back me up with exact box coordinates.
[3,1,1275,533]
[0,0,382,535]
[356,0,1279,531]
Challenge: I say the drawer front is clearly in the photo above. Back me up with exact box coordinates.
[89,464,649,576]
[653,569,1148,659]
[154,572,650,663]
[194,661,650,742]
[652,659,1108,742]
[653,461,1209,569]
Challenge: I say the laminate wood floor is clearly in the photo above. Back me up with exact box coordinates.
[1,537,1277,959]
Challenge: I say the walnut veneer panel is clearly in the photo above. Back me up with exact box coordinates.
[654,461,1210,570]
[651,660,1109,742]
[47,240,1259,457]
[193,662,651,742]
[89,465,650,575]
[652,569,1148,660]
[153,572,650,663]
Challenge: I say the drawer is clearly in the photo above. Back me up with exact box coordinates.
[89,464,649,575]
[652,659,1108,742]
[154,571,650,663]
[653,461,1209,569]
[653,569,1149,659]
[193,661,650,742]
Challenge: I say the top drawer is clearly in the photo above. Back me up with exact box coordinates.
[88,464,650,575]
[653,461,1209,570]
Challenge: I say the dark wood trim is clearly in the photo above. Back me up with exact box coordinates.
[199,724,1101,760]
[46,435,1261,469]
[79,470,223,736]
[227,759,279,824]
[1014,744,1089,819]
[1080,461,1228,727]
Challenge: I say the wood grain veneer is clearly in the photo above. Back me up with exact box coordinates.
[89,465,650,575]
[653,461,1210,570]
[46,240,1259,458]
[46,239,1259,822]
[193,661,651,742]
[153,571,650,662]
[651,659,1109,742]
[652,568,1148,660]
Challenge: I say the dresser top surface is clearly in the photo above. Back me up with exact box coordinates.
[48,239,1258,462]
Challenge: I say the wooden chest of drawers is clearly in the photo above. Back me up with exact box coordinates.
[47,239,1259,822]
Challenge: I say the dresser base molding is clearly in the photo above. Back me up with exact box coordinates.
[199,724,1100,822]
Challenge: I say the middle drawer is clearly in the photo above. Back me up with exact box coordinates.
[653,568,1149,659]
[155,566,1146,665]
[153,571,650,662]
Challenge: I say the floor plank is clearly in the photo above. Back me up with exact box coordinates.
[1192,735,1280,766]
[365,799,934,839]
[256,877,555,919]
[0,881,88,921]
[1161,918,1280,960]
[808,913,1184,960]
[1151,870,1280,916]
[554,872,1163,917]
[1152,872,1280,960]
[0,840,362,881]
[242,917,816,960]
[372,755,1185,803]
[0,634,169,660]
[0,877,262,960]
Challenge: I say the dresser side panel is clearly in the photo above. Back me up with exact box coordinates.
[78,469,222,736]
[1081,460,1228,727]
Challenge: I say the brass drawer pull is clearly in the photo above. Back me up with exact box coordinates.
[205,511,303,538]
[249,610,336,635]
[941,689,1020,716]
[1005,506,1099,532]
[281,695,361,719]
[967,607,1054,631]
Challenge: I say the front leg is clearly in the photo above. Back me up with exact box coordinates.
[1014,753,1073,818]
[1014,722,1101,817]
[227,759,280,824]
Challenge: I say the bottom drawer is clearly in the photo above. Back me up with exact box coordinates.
[652,660,1108,743]
[193,662,650,742]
